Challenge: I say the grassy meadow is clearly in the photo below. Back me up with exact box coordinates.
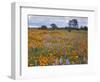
[28,29,88,66]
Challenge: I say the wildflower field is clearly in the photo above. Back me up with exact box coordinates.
[28,29,88,66]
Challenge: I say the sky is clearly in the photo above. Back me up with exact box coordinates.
[28,15,88,28]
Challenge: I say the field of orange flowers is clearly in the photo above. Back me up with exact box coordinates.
[28,29,88,66]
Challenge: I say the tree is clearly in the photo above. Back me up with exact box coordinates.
[65,26,71,32]
[83,26,88,31]
[50,23,58,30]
[80,26,88,31]
[40,25,47,29]
[68,19,78,28]
[68,20,72,28]
[72,19,78,28]
[65,26,68,29]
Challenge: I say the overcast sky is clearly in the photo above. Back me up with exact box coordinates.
[28,15,88,28]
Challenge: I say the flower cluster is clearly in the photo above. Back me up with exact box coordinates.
[28,29,88,66]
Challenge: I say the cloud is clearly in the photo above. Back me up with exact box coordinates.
[28,15,88,28]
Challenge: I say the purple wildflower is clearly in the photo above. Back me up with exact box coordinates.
[66,59,70,65]
[59,57,63,65]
